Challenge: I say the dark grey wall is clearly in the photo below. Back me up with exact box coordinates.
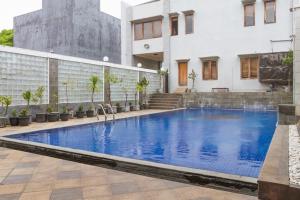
[14,0,121,63]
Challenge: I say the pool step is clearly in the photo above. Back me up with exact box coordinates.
[148,93,183,110]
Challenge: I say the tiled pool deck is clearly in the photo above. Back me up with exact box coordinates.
[0,110,257,200]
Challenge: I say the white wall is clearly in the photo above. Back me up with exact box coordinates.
[122,0,293,92]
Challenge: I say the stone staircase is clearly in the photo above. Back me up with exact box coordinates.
[148,93,183,110]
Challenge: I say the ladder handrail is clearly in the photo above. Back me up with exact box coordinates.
[97,104,108,121]
[106,104,116,120]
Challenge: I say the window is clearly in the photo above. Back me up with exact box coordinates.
[244,4,255,27]
[170,16,178,36]
[202,60,218,80]
[153,20,162,38]
[240,57,259,79]
[134,23,143,40]
[134,20,162,40]
[185,14,194,34]
[265,0,276,24]
[143,22,152,39]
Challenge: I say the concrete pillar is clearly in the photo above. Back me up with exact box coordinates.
[121,2,133,66]
[162,0,171,83]
[294,5,300,105]
[48,58,59,111]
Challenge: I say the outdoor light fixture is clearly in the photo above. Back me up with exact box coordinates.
[103,56,109,62]
[137,63,142,68]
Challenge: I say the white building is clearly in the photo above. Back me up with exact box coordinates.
[121,0,293,93]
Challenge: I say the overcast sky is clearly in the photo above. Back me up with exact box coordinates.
[0,0,149,30]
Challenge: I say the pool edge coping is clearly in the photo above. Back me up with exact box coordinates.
[0,136,258,195]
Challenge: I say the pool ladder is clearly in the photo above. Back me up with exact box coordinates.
[97,104,116,122]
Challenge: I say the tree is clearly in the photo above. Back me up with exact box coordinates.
[188,70,198,89]
[104,71,121,105]
[0,29,13,47]
[88,75,101,106]
[22,90,33,111]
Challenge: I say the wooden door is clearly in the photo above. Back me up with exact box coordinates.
[178,62,188,86]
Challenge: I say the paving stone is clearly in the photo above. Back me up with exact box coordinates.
[0,193,20,200]
[0,155,8,160]
[51,187,83,200]
[19,191,51,200]
[24,181,53,193]
[57,170,81,180]
[16,161,40,169]
[2,174,32,185]
[82,185,111,199]
[54,179,81,189]
[111,182,140,195]
[0,184,25,195]
[0,169,12,177]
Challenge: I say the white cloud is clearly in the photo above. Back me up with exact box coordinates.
[0,0,151,30]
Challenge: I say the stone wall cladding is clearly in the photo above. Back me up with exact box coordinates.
[259,52,292,85]
[183,92,292,110]
[14,0,121,63]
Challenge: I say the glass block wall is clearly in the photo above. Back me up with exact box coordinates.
[0,52,48,105]
[141,72,161,94]
[110,68,139,102]
[58,60,104,104]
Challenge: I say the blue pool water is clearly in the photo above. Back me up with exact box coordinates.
[7,109,277,178]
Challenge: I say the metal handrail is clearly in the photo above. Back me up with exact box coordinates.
[97,104,115,121]
[97,104,108,121]
[106,104,116,120]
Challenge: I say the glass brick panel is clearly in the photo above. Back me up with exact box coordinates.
[58,60,104,104]
[110,68,139,102]
[141,72,160,94]
[0,52,48,106]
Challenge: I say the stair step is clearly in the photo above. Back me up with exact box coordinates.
[148,102,179,106]
[149,106,177,110]
[149,97,180,101]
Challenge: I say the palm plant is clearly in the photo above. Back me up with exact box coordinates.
[22,90,32,111]
[105,71,121,105]
[88,75,101,106]
[0,96,12,116]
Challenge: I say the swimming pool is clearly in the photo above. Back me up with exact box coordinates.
[6,108,277,178]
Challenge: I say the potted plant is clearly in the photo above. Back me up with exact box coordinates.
[0,96,12,128]
[116,103,122,113]
[122,86,130,112]
[32,86,47,123]
[62,80,75,119]
[22,90,33,123]
[137,77,149,109]
[9,109,19,126]
[105,71,121,105]
[19,109,30,126]
[129,102,135,111]
[86,105,95,118]
[87,75,101,118]
[188,70,198,92]
[76,105,85,118]
[60,106,69,121]
[47,106,59,122]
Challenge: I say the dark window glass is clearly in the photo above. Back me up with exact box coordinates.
[171,16,178,36]
[265,1,276,23]
[143,22,152,39]
[134,23,143,40]
[244,4,255,27]
[185,14,194,34]
[153,20,162,37]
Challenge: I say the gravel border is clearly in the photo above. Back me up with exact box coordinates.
[289,125,300,185]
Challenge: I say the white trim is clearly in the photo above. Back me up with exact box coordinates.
[0,45,157,74]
